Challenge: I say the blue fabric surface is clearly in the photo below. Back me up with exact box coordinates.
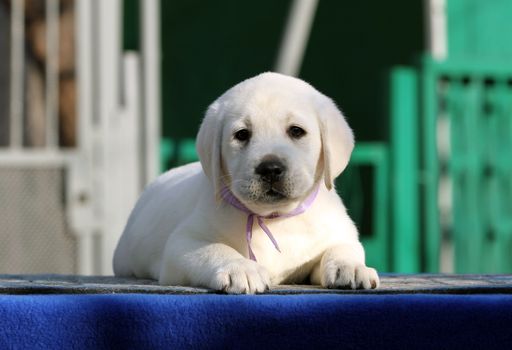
[1,293,511,349]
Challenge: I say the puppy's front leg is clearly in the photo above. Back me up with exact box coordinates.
[310,243,380,290]
[160,236,271,294]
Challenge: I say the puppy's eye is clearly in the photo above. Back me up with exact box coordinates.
[288,126,306,139]
[234,129,251,142]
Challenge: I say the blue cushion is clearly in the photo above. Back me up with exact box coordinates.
[1,293,511,349]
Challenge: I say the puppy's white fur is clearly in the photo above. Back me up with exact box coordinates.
[113,72,379,293]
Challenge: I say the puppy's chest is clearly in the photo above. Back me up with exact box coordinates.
[248,217,334,282]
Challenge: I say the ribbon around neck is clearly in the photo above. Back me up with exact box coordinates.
[220,185,320,261]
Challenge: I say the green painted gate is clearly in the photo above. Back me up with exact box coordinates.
[390,0,512,273]
[422,58,512,273]
[391,58,512,273]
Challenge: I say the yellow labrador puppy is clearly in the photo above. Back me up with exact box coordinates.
[113,72,379,293]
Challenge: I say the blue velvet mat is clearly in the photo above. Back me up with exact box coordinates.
[1,293,511,349]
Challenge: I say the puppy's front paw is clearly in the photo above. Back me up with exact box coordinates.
[210,259,271,294]
[321,260,379,290]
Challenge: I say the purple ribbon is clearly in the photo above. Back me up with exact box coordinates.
[220,185,319,261]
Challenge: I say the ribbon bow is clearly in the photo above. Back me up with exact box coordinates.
[220,185,319,261]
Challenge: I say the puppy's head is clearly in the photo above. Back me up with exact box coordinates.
[197,72,354,215]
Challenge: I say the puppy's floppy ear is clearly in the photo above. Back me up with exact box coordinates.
[317,97,355,190]
[196,101,224,198]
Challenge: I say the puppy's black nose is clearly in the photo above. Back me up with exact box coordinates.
[255,159,286,183]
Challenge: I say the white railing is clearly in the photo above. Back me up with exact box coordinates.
[1,0,160,275]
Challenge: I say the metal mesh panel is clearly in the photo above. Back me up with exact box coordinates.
[0,167,77,274]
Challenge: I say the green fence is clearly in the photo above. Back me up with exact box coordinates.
[336,143,389,271]
[420,57,512,273]
[390,68,420,272]
[390,58,512,273]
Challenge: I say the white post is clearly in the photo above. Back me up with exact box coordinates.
[76,0,93,152]
[141,0,161,185]
[105,51,142,265]
[73,0,158,275]
[274,0,319,77]
[425,0,447,61]
[9,0,24,148]
[45,0,60,148]
[96,0,123,275]
[72,0,96,275]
